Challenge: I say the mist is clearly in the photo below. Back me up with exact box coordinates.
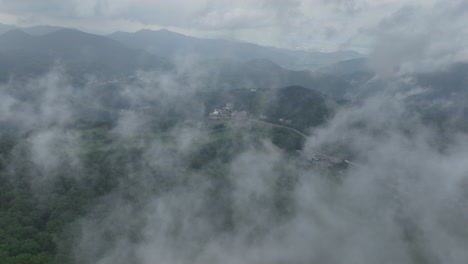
[65,82,468,264]
[1,1,468,264]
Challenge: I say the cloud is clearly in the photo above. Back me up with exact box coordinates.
[1,2,468,262]
[68,89,468,263]
[0,0,452,52]
[7,64,458,263]
[367,1,468,75]
[0,66,75,130]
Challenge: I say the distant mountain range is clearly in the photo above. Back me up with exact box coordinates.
[195,58,351,97]
[0,23,65,36]
[0,23,15,35]
[318,58,371,76]
[2,23,468,133]
[0,27,353,97]
[0,28,167,81]
[108,29,364,70]
[0,23,364,71]
[4,25,466,105]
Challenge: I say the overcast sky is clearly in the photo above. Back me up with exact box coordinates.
[0,0,466,53]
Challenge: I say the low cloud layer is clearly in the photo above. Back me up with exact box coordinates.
[369,1,468,75]
[65,82,468,263]
[0,53,464,263]
[1,1,468,262]
[1,0,459,52]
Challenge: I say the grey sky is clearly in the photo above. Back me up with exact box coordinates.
[0,0,466,53]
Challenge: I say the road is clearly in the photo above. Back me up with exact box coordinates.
[247,119,308,138]
[246,118,366,168]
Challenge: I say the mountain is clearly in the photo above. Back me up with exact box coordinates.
[0,27,352,98]
[108,29,364,70]
[0,23,64,36]
[0,23,16,35]
[412,63,468,99]
[21,25,65,36]
[318,58,372,76]
[0,29,168,81]
[318,58,375,97]
[0,29,33,47]
[191,58,351,97]
[0,28,352,98]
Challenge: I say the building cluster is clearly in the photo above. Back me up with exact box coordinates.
[306,153,335,167]
[208,104,295,127]
[209,103,248,119]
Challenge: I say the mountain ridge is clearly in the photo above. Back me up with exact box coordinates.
[108,28,364,70]
[0,28,168,81]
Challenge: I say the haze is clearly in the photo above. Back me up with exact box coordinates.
[1,1,468,264]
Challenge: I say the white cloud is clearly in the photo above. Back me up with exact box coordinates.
[0,0,466,52]
[368,1,468,75]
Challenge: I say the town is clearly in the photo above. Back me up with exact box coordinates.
[208,102,292,125]
[208,103,342,168]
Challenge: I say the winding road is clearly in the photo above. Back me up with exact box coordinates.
[246,118,366,168]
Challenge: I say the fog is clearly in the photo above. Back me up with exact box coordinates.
[1,1,468,264]
[2,65,466,264]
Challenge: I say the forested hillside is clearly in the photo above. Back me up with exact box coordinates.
[0,115,339,263]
